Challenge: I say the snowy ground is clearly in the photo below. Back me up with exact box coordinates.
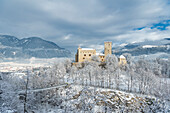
[0,57,71,72]
[133,52,170,60]
[31,84,169,113]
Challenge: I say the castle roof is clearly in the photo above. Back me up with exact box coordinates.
[96,53,105,56]
[81,48,95,50]
[119,55,126,59]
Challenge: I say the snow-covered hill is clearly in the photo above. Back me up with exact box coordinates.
[19,84,170,112]
[0,35,71,58]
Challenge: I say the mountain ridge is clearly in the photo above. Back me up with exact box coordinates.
[0,35,71,58]
[112,38,170,58]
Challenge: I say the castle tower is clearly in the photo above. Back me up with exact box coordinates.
[104,42,112,56]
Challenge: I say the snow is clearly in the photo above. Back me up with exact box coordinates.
[12,52,16,55]
[0,56,169,112]
[23,39,28,43]
[133,52,170,60]
[18,84,67,93]
[119,43,128,47]
[132,41,137,44]
[0,44,9,48]
[11,72,26,78]
[142,45,158,48]
[119,55,126,59]
[0,57,69,72]
[4,110,15,113]
[96,53,105,56]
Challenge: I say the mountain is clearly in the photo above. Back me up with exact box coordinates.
[112,38,170,58]
[0,35,19,47]
[18,37,61,49]
[0,35,71,58]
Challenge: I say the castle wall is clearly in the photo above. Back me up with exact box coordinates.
[99,55,105,62]
[76,48,96,62]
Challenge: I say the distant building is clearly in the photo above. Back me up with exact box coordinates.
[74,41,127,65]
[118,55,127,65]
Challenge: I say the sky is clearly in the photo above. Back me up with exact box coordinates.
[0,0,170,52]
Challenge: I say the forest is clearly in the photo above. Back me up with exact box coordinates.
[0,54,170,112]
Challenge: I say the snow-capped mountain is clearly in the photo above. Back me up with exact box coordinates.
[18,37,61,49]
[113,38,170,58]
[0,35,71,58]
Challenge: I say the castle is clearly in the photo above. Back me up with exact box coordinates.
[75,42,127,65]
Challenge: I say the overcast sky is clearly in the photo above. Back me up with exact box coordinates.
[0,0,170,51]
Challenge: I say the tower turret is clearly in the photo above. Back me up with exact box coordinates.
[104,42,112,56]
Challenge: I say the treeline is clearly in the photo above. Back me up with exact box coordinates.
[0,54,170,112]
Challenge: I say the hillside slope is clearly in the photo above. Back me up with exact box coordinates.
[0,35,71,58]
[113,38,170,58]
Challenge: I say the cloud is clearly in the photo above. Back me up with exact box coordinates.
[0,0,170,51]
[63,34,72,40]
[116,26,170,42]
[89,44,104,53]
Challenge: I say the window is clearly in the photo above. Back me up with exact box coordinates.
[89,54,91,56]
[83,57,85,59]
[84,54,86,56]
